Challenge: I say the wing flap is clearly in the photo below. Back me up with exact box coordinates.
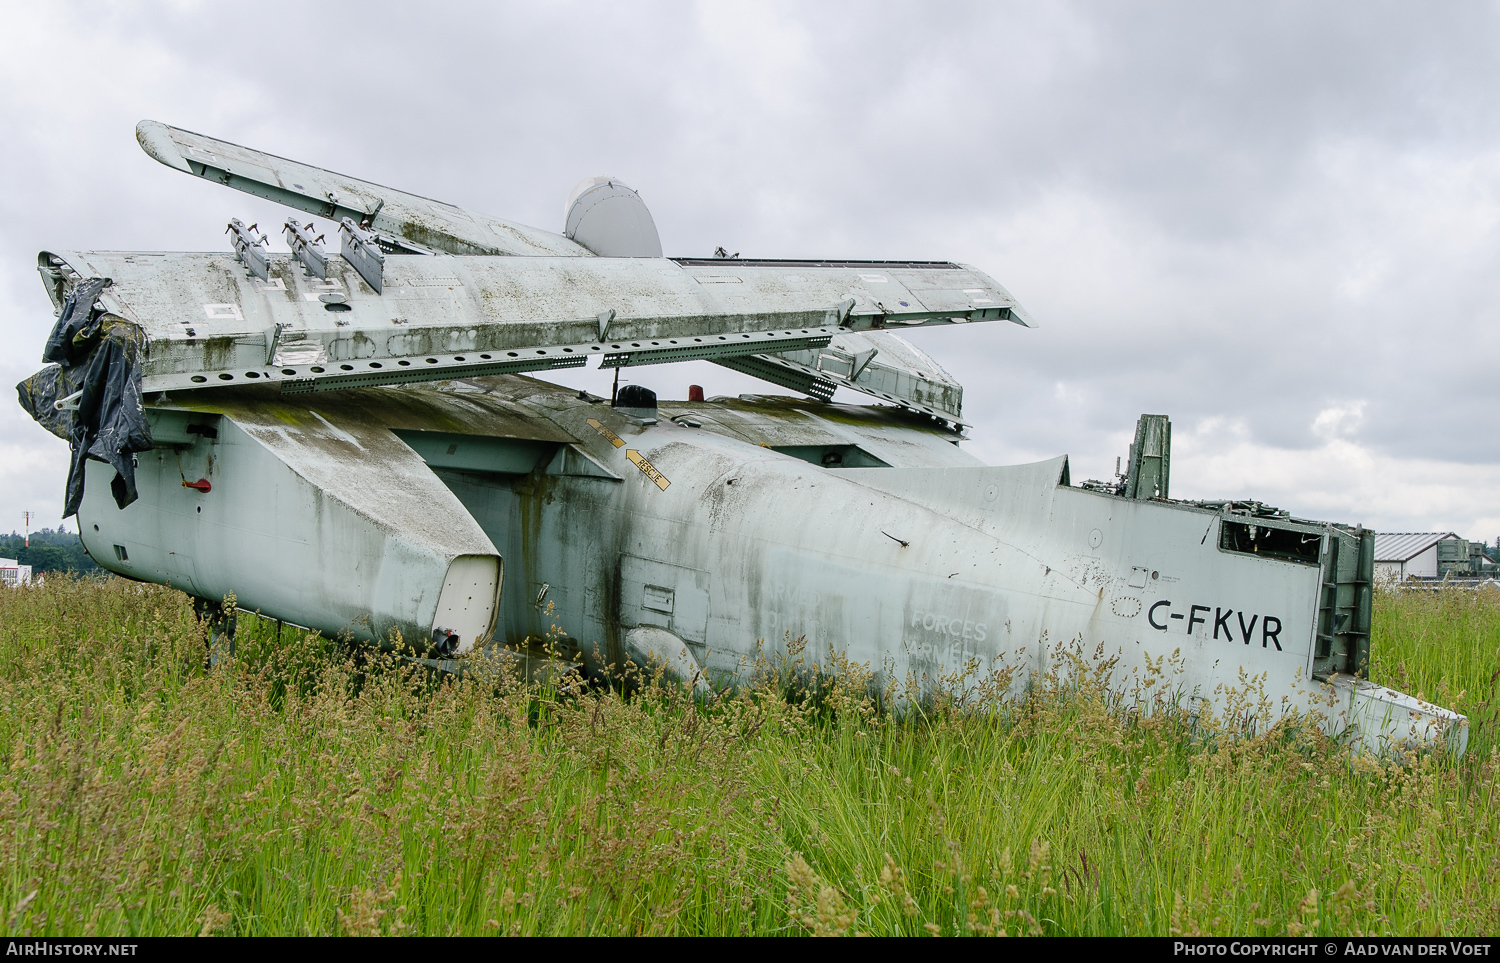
[731,331,969,423]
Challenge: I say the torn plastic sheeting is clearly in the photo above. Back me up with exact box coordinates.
[42,277,110,365]
[16,278,153,517]
[70,330,153,515]
[16,363,84,441]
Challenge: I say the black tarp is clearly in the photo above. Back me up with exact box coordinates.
[16,363,83,441]
[42,277,111,365]
[16,278,152,517]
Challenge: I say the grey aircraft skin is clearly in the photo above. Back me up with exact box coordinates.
[19,122,1467,755]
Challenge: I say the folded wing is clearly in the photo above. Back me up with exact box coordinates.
[126,121,1035,423]
[136,120,587,257]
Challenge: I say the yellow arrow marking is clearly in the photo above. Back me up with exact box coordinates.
[625,449,670,490]
[586,417,625,449]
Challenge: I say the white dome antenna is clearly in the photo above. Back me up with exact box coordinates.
[563,176,663,257]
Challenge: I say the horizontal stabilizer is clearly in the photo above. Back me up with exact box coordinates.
[136,120,587,258]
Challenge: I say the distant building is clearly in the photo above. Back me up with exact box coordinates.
[1374,533,1499,581]
[0,558,33,587]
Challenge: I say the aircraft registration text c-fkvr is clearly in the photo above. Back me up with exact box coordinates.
[1148,600,1284,650]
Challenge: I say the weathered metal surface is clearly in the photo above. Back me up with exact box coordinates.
[1122,413,1170,499]
[71,372,1470,755]
[338,218,385,294]
[130,121,1031,415]
[137,120,588,257]
[656,393,978,466]
[282,218,328,279]
[374,377,1460,755]
[741,330,967,422]
[87,399,501,648]
[165,380,579,443]
[713,355,836,401]
[226,219,269,281]
[37,251,1016,395]
[600,331,833,369]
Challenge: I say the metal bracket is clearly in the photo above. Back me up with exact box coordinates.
[597,309,616,341]
[848,346,879,380]
[339,217,384,294]
[227,218,269,281]
[370,232,436,256]
[600,331,833,369]
[280,353,586,393]
[713,355,836,401]
[283,218,327,278]
[265,322,287,365]
[52,390,82,412]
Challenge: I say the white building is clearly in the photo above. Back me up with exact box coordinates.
[0,558,33,587]
[1373,533,1459,581]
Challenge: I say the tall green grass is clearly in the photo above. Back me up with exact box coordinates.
[1370,586,1500,756]
[0,577,1494,936]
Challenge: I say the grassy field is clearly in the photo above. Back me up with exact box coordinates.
[0,578,1495,936]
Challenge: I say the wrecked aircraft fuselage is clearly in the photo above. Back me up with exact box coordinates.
[17,121,1468,757]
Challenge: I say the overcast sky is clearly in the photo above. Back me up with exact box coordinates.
[2,2,1497,540]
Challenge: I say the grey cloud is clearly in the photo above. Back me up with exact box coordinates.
[0,1,1496,532]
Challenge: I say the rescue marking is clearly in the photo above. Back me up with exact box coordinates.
[625,449,670,490]
[586,418,625,448]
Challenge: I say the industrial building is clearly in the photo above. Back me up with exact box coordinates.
[1374,533,1499,581]
[0,559,33,587]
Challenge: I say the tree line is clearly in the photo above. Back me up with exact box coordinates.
[0,528,101,575]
